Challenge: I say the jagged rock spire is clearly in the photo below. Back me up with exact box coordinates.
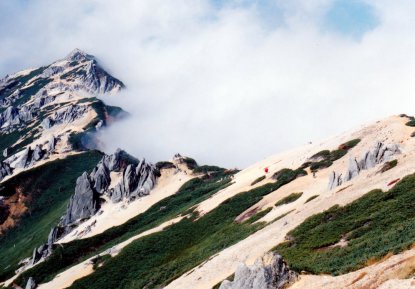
[65,48,93,62]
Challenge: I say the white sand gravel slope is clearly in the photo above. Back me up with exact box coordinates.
[166,115,415,289]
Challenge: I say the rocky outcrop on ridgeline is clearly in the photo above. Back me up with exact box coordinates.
[328,141,401,190]
[41,104,89,129]
[61,172,100,226]
[0,85,55,134]
[0,98,54,134]
[0,48,123,137]
[0,106,33,131]
[90,161,111,193]
[21,149,158,270]
[219,253,297,289]
[108,159,157,203]
[64,49,124,94]
[0,136,57,181]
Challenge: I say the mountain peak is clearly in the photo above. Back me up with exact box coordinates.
[65,48,93,62]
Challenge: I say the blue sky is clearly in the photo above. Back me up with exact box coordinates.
[209,0,379,38]
[210,0,286,29]
[324,0,379,39]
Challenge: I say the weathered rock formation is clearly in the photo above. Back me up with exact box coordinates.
[328,171,343,190]
[63,49,124,94]
[0,137,57,179]
[0,162,12,181]
[219,253,297,289]
[108,159,157,203]
[344,142,400,182]
[42,104,89,129]
[61,172,100,226]
[23,149,158,269]
[90,162,111,193]
[0,106,33,130]
[329,141,400,190]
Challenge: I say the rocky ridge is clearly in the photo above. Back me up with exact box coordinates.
[0,49,123,134]
[0,49,125,182]
[17,149,158,273]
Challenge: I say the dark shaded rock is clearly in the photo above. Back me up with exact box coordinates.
[32,145,44,162]
[47,226,59,246]
[90,162,110,193]
[61,172,99,226]
[0,162,12,181]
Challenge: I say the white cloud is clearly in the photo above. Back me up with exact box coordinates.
[1,0,415,167]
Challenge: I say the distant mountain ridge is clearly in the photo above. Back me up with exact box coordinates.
[0,49,133,283]
[0,48,125,183]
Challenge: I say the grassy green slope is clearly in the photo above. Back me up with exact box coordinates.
[13,168,305,288]
[0,151,103,281]
[65,169,306,289]
[275,173,415,275]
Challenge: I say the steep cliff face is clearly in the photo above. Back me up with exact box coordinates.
[62,172,100,227]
